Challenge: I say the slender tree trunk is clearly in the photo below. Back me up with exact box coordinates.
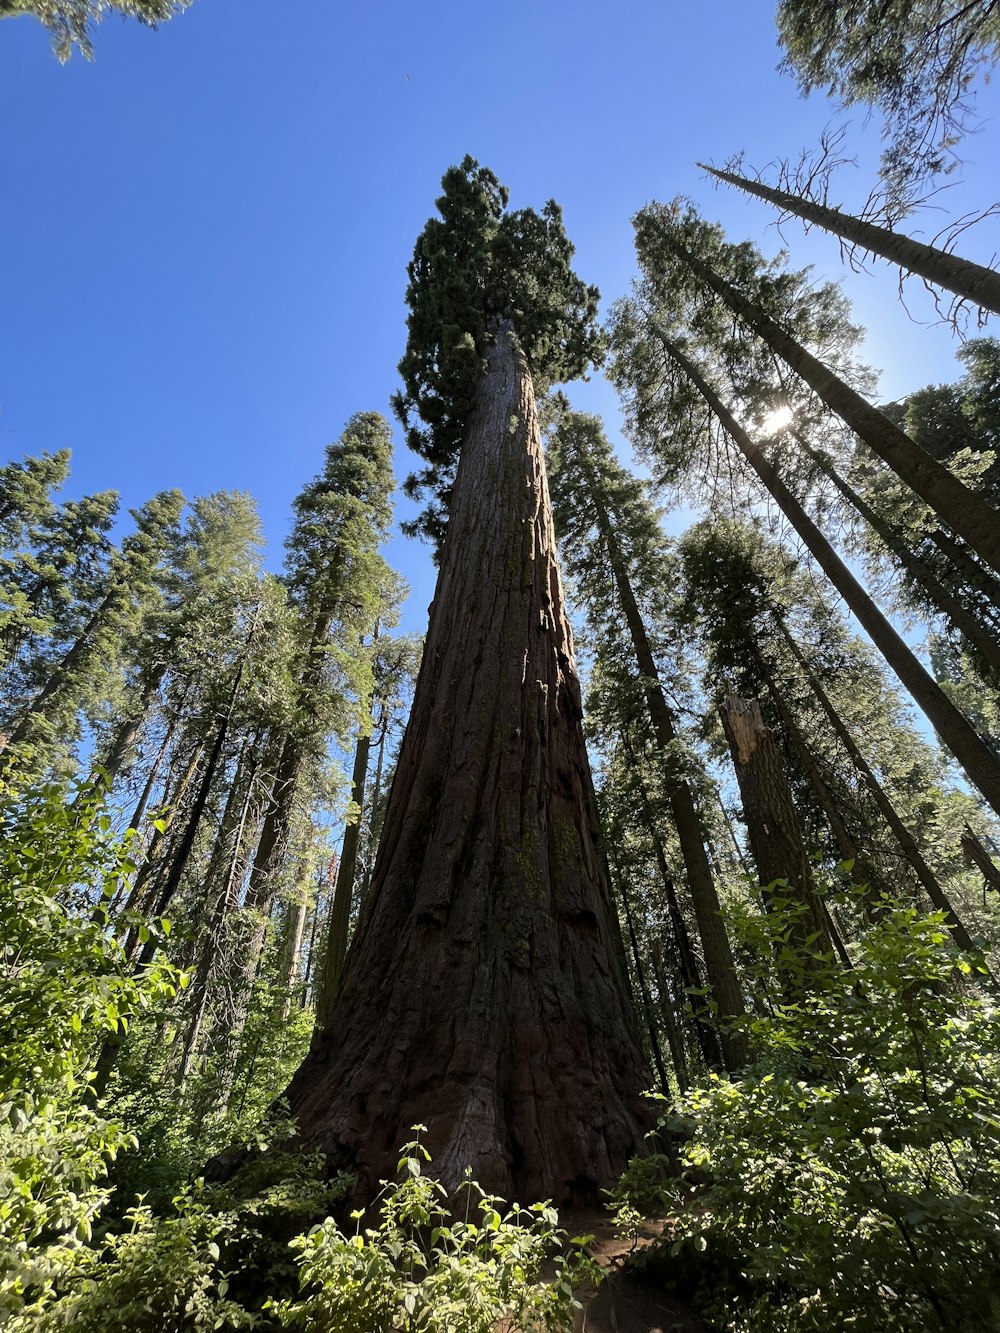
[798,436,1000,674]
[572,442,747,1069]
[774,612,987,963]
[702,162,1000,316]
[758,655,892,914]
[301,854,336,1009]
[278,894,309,1021]
[177,740,261,1088]
[649,242,1000,574]
[3,587,119,757]
[281,327,651,1204]
[245,601,339,916]
[719,693,832,968]
[106,712,180,915]
[651,942,689,1093]
[123,736,206,926]
[611,851,671,1094]
[663,338,1000,817]
[96,669,247,1095]
[136,649,248,954]
[245,737,302,912]
[137,719,229,957]
[963,824,1000,896]
[717,794,753,878]
[359,711,388,905]
[126,679,196,837]
[99,658,169,787]
[314,717,372,1027]
[927,527,1000,613]
[627,748,726,1070]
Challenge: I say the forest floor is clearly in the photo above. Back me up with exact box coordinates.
[567,1211,708,1333]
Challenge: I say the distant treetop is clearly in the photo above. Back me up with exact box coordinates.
[0,0,192,61]
[392,156,603,549]
[776,0,1000,192]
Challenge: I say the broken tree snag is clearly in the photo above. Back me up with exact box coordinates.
[963,824,1000,898]
[719,692,831,964]
[282,329,652,1205]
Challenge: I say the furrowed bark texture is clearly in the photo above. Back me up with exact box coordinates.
[284,330,651,1204]
[720,693,831,958]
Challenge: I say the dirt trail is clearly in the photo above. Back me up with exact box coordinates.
[567,1212,708,1333]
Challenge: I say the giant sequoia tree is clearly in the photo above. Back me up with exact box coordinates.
[283,159,650,1203]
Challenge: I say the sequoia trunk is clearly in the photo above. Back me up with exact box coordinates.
[283,328,651,1204]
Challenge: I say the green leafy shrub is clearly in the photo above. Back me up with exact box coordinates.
[614,887,1000,1332]
[0,775,182,1321]
[269,1128,600,1332]
[11,1126,593,1332]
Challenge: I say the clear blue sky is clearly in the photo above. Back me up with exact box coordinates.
[2,0,999,630]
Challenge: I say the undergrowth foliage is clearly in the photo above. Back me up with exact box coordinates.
[269,1128,600,1332]
[0,780,594,1330]
[0,775,184,1321]
[613,884,1000,1332]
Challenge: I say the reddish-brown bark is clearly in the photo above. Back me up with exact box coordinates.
[283,329,651,1204]
[720,693,832,963]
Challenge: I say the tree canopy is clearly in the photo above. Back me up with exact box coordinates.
[776,0,1000,192]
[0,0,191,59]
[391,156,603,548]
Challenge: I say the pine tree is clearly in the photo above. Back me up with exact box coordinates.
[0,451,120,695]
[775,0,1000,193]
[702,161,1000,316]
[1,489,183,773]
[546,409,746,1069]
[0,0,191,60]
[628,202,1000,576]
[681,516,989,962]
[244,414,395,931]
[614,321,1000,818]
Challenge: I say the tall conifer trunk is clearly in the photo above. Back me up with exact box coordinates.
[567,442,746,1069]
[702,163,1000,316]
[283,328,650,1203]
[720,693,832,970]
[795,435,1000,674]
[642,221,1000,575]
[774,613,988,963]
[661,338,1000,818]
[315,712,372,1026]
